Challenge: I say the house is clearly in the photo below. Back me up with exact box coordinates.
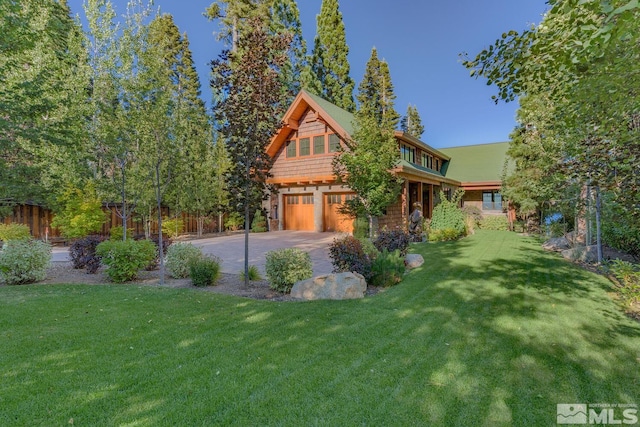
[265,89,512,233]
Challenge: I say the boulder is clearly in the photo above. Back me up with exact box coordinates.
[291,272,367,301]
[405,254,424,269]
[565,231,586,246]
[542,237,571,252]
[561,245,598,263]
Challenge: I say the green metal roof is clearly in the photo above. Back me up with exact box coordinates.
[439,142,511,183]
[302,89,355,136]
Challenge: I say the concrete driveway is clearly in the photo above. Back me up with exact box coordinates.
[51,231,340,276]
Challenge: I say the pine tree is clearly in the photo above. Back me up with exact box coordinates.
[307,0,355,112]
[400,104,425,138]
[357,47,399,130]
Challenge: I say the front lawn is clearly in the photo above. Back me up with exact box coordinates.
[1,231,638,425]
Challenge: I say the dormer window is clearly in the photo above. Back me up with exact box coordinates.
[401,144,416,163]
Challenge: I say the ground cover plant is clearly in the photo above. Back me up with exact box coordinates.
[1,231,639,425]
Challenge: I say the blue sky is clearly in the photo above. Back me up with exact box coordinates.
[66,0,549,148]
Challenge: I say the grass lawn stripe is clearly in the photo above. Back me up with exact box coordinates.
[1,231,639,426]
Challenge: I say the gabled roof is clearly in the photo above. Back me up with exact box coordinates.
[266,89,354,157]
[438,142,511,184]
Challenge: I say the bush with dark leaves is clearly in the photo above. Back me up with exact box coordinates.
[373,229,411,255]
[69,235,106,274]
[329,236,372,280]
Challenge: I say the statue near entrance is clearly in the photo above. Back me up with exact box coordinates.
[408,202,423,241]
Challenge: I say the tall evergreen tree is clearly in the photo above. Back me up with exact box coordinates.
[307,0,355,112]
[357,47,399,129]
[0,0,91,215]
[210,16,290,284]
[400,104,425,138]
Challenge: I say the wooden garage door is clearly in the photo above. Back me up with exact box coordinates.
[323,193,356,232]
[284,194,315,231]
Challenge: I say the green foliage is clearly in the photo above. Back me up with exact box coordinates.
[334,113,402,220]
[602,195,640,258]
[369,249,405,288]
[357,47,399,130]
[400,104,425,138]
[0,224,31,242]
[373,229,411,256]
[461,205,483,227]
[608,259,640,307]
[109,226,134,242]
[240,265,262,282]
[265,248,313,293]
[352,216,370,239]
[224,212,244,231]
[307,0,355,112]
[162,217,185,239]
[251,210,267,233]
[165,243,203,279]
[95,239,157,283]
[430,190,466,237]
[189,255,222,287]
[0,239,51,285]
[51,183,107,238]
[480,216,510,231]
[328,235,373,280]
[428,228,462,242]
[69,235,106,274]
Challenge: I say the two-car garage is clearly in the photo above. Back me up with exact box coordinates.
[282,192,355,232]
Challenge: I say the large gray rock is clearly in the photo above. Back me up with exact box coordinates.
[405,254,424,269]
[542,237,571,252]
[291,272,367,301]
[561,245,598,263]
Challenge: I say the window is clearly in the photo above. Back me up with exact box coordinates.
[421,153,433,169]
[401,145,416,163]
[329,134,341,152]
[286,140,296,158]
[288,195,299,204]
[302,195,314,204]
[313,135,325,155]
[327,194,342,204]
[435,159,440,171]
[482,191,503,210]
[299,138,310,156]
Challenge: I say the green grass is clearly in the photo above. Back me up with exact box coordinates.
[1,231,639,426]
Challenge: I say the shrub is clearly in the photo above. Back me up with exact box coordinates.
[165,243,203,278]
[465,215,476,236]
[251,210,267,233]
[370,249,405,287]
[428,228,462,242]
[352,216,370,239]
[50,182,106,238]
[109,226,134,241]
[359,238,380,261]
[608,259,640,307]
[69,235,106,273]
[0,239,51,285]
[373,229,411,255]
[480,215,510,231]
[0,223,31,243]
[462,205,483,227]
[144,235,172,271]
[431,190,466,236]
[96,239,156,283]
[189,255,221,287]
[225,212,244,231]
[162,217,184,239]
[265,248,313,293]
[603,221,640,259]
[329,235,372,280]
[240,265,262,281]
